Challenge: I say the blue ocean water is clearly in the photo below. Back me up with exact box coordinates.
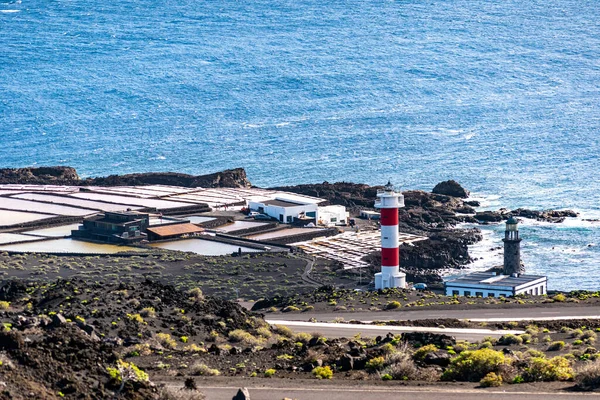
[1,0,599,289]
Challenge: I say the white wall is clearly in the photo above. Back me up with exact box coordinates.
[248,200,318,224]
[445,282,547,297]
[317,205,349,225]
[445,287,512,297]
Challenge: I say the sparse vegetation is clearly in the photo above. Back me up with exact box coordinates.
[312,366,333,379]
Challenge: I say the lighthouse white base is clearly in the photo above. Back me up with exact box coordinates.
[375,268,406,290]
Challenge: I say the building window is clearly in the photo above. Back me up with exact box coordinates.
[331,217,337,223]
[286,216,292,223]
[475,292,483,297]
[464,291,471,297]
[535,287,539,295]
[488,293,495,298]
[306,211,316,218]
[452,290,459,296]
[258,207,264,213]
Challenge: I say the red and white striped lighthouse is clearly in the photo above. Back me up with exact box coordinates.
[374,181,406,289]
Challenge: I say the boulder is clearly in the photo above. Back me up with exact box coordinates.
[432,180,470,198]
[423,351,451,367]
[232,388,251,400]
[475,211,504,222]
[50,313,68,328]
[337,354,354,371]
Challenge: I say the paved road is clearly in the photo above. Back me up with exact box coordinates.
[195,385,600,400]
[266,320,523,341]
[266,305,600,323]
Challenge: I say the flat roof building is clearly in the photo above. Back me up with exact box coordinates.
[72,211,150,244]
[445,271,547,297]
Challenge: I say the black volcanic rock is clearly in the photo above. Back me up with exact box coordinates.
[270,181,382,208]
[432,180,470,198]
[87,168,251,188]
[0,166,251,188]
[0,166,79,185]
[511,208,578,223]
[475,210,505,222]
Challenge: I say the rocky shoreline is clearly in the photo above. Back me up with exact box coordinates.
[0,167,578,280]
[0,166,251,188]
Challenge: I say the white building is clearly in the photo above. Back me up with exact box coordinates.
[360,210,380,220]
[444,271,547,298]
[248,195,349,225]
[248,198,319,224]
[317,205,349,226]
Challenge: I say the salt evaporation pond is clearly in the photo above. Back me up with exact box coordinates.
[23,224,82,237]
[0,210,57,227]
[13,193,140,212]
[185,216,215,224]
[150,238,261,256]
[216,221,268,233]
[248,228,323,240]
[0,233,41,245]
[70,192,194,209]
[0,238,145,254]
[0,197,96,216]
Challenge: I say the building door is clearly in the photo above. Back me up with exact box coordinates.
[279,214,284,222]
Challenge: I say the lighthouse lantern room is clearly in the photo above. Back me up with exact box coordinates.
[374,181,406,290]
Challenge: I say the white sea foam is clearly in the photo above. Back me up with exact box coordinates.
[0,9,20,13]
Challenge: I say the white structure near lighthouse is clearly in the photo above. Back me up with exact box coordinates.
[374,181,407,290]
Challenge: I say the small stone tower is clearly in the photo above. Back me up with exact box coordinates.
[502,216,524,276]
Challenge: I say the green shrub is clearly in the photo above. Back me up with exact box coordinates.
[525,325,539,335]
[312,366,333,379]
[380,343,396,354]
[282,305,300,312]
[413,344,438,362]
[126,313,145,324]
[542,335,552,343]
[441,348,509,382]
[547,341,566,351]
[480,372,503,387]
[264,368,276,377]
[140,307,156,318]
[520,334,532,344]
[191,362,220,376]
[553,293,566,302]
[453,342,470,353]
[189,287,204,301]
[525,349,545,358]
[570,329,584,338]
[228,329,263,346]
[156,333,177,349]
[582,330,598,340]
[523,356,573,382]
[106,360,149,384]
[273,324,293,338]
[385,301,401,310]
[381,373,393,381]
[498,334,523,346]
[294,332,313,343]
[0,301,10,310]
[574,340,584,346]
[366,356,385,371]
